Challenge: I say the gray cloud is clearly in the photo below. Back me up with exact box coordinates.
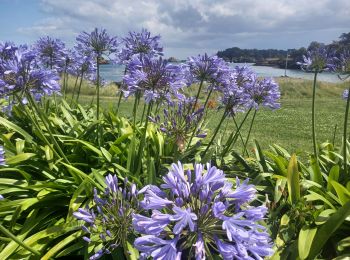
[14,0,350,58]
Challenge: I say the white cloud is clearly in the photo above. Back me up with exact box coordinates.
[14,0,350,58]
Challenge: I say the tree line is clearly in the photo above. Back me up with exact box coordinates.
[217,32,350,69]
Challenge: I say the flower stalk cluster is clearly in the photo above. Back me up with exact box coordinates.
[149,98,206,152]
[76,28,118,120]
[74,174,138,260]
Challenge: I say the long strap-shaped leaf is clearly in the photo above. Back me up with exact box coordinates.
[307,200,350,259]
[0,116,33,143]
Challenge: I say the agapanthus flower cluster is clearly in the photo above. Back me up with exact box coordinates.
[133,162,273,259]
[119,28,163,63]
[186,53,229,88]
[297,46,336,72]
[149,98,206,151]
[33,36,66,71]
[335,50,350,81]
[0,145,6,166]
[245,75,281,110]
[231,65,256,88]
[0,45,60,102]
[74,174,138,259]
[343,89,349,100]
[76,28,118,56]
[123,55,186,103]
[0,42,17,66]
[218,68,252,116]
[68,50,97,81]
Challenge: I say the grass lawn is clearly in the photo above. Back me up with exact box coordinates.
[65,76,349,155]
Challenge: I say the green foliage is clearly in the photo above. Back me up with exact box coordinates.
[0,97,209,258]
[244,141,350,259]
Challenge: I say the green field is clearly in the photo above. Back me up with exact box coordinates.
[65,76,348,155]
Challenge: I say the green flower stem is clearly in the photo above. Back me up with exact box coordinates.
[202,87,214,111]
[343,87,350,176]
[96,58,102,146]
[116,67,128,114]
[116,90,123,114]
[312,71,318,159]
[0,224,41,256]
[132,93,140,126]
[70,75,79,106]
[136,102,153,176]
[154,101,161,115]
[62,70,68,98]
[332,124,338,147]
[140,102,147,125]
[242,109,257,156]
[202,107,228,159]
[232,117,247,152]
[191,80,204,114]
[75,72,84,104]
[26,93,70,164]
[221,107,252,158]
[96,57,101,121]
[186,87,214,150]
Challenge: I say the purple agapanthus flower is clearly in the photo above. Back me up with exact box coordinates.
[76,28,118,56]
[68,50,97,80]
[297,46,336,72]
[74,174,139,259]
[133,162,273,259]
[0,146,6,166]
[123,55,186,103]
[245,75,281,110]
[0,42,17,66]
[33,36,66,71]
[119,28,163,63]
[218,68,252,116]
[343,89,349,100]
[0,45,60,102]
[134,235,181,259]
[231,65,255,88]
[335,50,350,81]
[186,53,229,88]
[149,98,206,151]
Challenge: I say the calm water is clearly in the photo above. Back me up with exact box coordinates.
[100,63,341,83]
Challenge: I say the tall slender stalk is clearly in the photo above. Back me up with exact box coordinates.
[221,108,252,157]
[75,73,84,104]
[70,75,80,106]
[116,67,127,114]
[132,93,140,126]
[343,87,350,176]
[311,71,319,159]
[116,90,123,114]
[136,102,153,176]
[191,80,204,113]
[232,117,246,151]
[202,88,214,111]
[202,107,228,159]
[243,109,257,156]
[96,56,101,120]
[186,87,214,149]
[62,70,67,99]
[140,102,147,124]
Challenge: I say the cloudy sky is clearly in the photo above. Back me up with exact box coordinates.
[0,0,349,58]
